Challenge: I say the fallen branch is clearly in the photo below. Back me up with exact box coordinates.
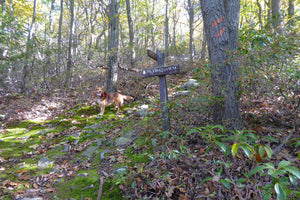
[118,63,141,73]
[273,129,296,154]
[97,177,104,200]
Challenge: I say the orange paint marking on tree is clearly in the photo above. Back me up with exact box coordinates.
[216,26,225,38]
[212,17,224,27]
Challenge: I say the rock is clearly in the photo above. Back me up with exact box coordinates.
[135,104,149,117]
[113,166,127,174]
[63,144,71,152]
[175,91,191,97]
[181,79,199,90]
[115,137,131,146]
[37,157,54,169]
[100,150,111,160]
[70,132,81,137]
[82,146,98,158]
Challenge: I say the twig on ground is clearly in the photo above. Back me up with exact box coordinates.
[97,177,104,200]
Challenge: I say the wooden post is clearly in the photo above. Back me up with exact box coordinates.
[142,50,180,131]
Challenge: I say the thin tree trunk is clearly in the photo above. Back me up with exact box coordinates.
[200,0,243,130]
[200,22,206,60]
[107,0,119,93]
[164,0,169,60]
[151,0,155,51]
[57,0,63,75]
[288,0,295,28]
[65,0,75,86]
[256,0,263,30]
[21,0,37,93]
[188,0,194,61]
[126,0,135,67]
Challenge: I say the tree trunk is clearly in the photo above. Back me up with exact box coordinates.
[200,22,206,60]
[126,0,135,68]
[21,0,37,93]
[288,0,295,28]
[164,0,169,60]
[57,0,64,75]
[188,0,194,61]
[65,0,75,86]
[256,0,263,30]
[200,0,243,130]
[271,0,283,34]
[151,0,155,51]
[107,0,119,93]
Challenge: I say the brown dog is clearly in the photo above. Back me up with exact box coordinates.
[95,87,133,115]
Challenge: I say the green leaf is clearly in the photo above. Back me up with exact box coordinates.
[240,144,252,158]
[285,166,300,179]
[264,145,273,159]
[278,160,291,168]
[248,165,268,178]
[274,182,286,200]
[231,143,239,157]
[199,177,213,186]
[220,178,232,190]
[263,135,278,143]
[215,141,228,152]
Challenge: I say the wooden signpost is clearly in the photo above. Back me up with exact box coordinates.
[142,50,180,131]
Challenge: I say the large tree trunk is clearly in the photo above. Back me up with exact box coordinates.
[126,0,135,68]
[200,0,243,130]
[188,0,194,61]
[65,0,75,86]
[57,0,63,75]
[21,0,37,93]
[107,0,119,93]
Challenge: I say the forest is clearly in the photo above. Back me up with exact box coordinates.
[0,0,299,199]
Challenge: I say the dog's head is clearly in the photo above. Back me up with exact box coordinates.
[95,86,106,98]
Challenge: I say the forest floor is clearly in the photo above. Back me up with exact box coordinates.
[0,69,299,200]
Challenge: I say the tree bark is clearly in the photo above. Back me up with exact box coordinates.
[188,0,194,61]
[288,0,295,28]
[65,0,75,86]
[271,0,283,34]
[126,0,135,68]
[164,0,169,60]
[21,0,37,93]
[57,0,64,75]
[200,0,243,130]
[256,0,263,30]
[107,0,119,93]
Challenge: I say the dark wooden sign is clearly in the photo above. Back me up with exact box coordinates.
[142,50,180,131]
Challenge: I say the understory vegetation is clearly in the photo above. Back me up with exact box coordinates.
[0,29,299,199]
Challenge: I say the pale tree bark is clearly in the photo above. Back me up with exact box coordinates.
[21,0,37,93]
[151,0,155,51]
[107,0,119,92]
[164,0,169,60]
[200,22,206,60]
[125,0,135,67]
[57,0,63,75]
[288,0,295,28]
[65,0,75,86]
[256,0,263,30]
[171,0,179,53]
[200,0,243,130]
[0,0,6,57]
[271,0,283,34]
[188,0,194,61]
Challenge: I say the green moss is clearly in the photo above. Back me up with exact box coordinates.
[54,169,118,200]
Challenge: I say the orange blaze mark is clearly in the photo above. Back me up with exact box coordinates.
[216,26,225,38]
[212,17,224,27]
